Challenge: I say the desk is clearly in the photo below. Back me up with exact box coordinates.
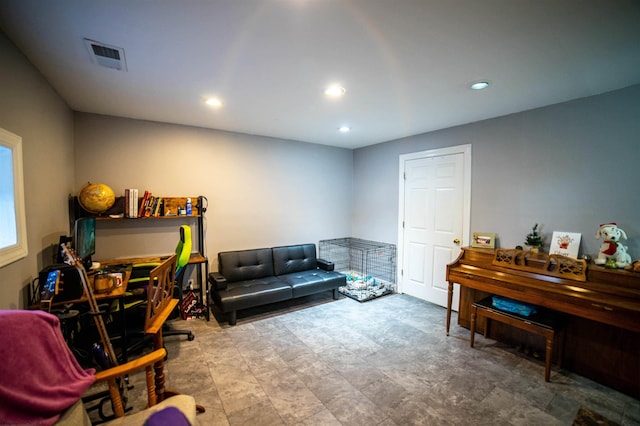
[66,269,132,304]
[58,268,133,362]
[35,251,208,363]
[100,252,209,320]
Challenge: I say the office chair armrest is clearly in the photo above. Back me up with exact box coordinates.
[317,258,335,271]
[208,272,227,290]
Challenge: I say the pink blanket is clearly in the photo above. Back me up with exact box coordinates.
[0,310,96,425]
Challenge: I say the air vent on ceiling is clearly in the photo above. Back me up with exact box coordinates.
[83,38,127,71]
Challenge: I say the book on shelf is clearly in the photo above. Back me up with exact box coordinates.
[144,195,155,217]
[138,190,151,217]
[124,188,138,218]
[144,195,164,217]
[132,189,139,218]
[153,197,163,217]
[149,196,160,217]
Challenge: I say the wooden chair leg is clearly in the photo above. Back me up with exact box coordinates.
[152,333,167,402]
[144,365,158,408]
[107,378,125,418]
[152,329,206,413]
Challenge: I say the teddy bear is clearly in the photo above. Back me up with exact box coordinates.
[624,260,640,272]
[594,223,632,268]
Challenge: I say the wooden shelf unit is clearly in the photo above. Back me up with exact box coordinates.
[69,195,210,320]
[70,195,200,219]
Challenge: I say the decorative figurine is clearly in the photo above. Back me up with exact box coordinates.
[594,223,632,268]
[624,260,640,272]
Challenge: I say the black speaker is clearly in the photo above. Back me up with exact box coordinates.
[38,264,84,302]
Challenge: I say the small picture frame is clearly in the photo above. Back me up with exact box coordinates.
[549,231,581,259]
[472,232,496,248]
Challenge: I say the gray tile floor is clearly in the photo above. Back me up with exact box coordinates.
[128,293,639,425]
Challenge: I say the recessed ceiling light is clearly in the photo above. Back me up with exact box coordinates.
[338,126,351,133]
[205,98,223,107]
[470,81,490,90]
[324,85,346,98]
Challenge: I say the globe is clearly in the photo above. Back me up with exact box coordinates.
[78,182,116,214]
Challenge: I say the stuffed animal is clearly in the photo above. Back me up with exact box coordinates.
[624,260,640,272]
[594,223,632,268]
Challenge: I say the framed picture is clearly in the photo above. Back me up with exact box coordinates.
[472,232,495,248]
[549,231,581,258]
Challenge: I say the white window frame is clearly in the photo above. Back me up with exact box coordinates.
[0,127,28,267]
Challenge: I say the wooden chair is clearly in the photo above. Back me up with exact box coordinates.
[115,227,197,357]
[91,252,202,416]
[86,253,203,421]
[143,254,205,412]
[0,308,197,425]
[41,247,198,423]
[93,348,170,417]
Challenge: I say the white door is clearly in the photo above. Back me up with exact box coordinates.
[398,145,471,310]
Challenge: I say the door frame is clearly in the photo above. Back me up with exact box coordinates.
[396,144,472,306]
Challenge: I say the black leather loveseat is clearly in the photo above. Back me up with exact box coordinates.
[208,243,345,325]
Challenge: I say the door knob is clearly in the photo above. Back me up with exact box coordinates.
[453,238,461,245]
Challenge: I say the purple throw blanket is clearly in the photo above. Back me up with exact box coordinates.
[0,310,96,425]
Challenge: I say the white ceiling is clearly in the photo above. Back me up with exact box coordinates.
[1,1,639,149]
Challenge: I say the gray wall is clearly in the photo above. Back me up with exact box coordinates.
[353,84,640,259]
[0,31,75,309]
[2,21,639,311]
[74,113,353,269]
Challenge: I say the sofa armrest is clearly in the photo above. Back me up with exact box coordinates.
[317,258,335,271]
[209,272,228,290]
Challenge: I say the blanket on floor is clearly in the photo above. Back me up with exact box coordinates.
[0,310,96,425]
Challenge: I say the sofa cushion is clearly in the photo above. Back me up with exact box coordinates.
[218,248,274,283]
[212,275,292,312]
[278,269,346,298]
[272,244,318,276]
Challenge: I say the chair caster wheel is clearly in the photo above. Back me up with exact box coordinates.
[187,333,195,341]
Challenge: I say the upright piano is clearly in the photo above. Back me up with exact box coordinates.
[446,247,640,398]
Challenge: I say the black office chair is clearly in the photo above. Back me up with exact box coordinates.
[117,226,196,357]
[164,225,196,340]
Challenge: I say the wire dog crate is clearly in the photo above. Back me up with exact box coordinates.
[319,238,396,302]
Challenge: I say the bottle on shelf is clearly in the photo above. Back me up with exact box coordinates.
[186,198,192,216]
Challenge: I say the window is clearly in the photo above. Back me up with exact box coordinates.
[0,128,28,267]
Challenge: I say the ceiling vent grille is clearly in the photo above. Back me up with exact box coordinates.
[84,38,127,71]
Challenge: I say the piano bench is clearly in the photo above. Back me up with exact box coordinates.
[470,296,563,382]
